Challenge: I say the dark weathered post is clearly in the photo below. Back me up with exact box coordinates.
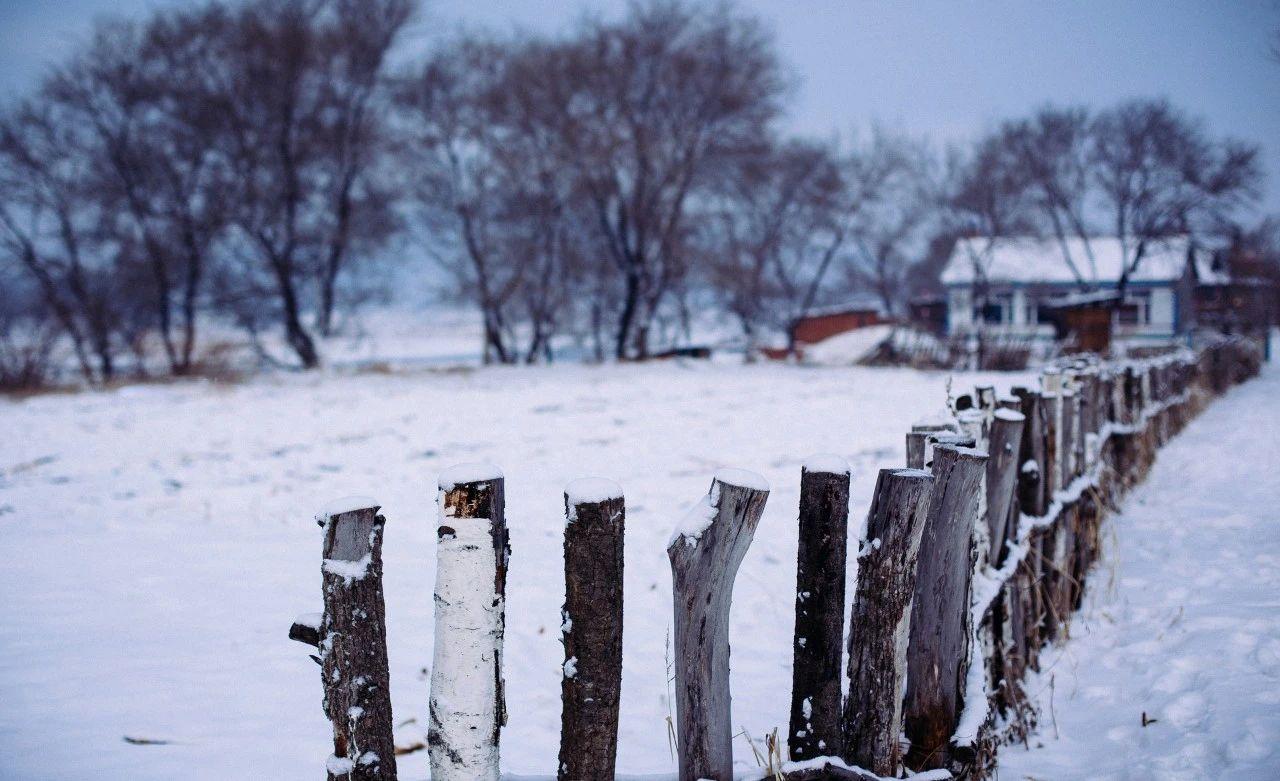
[788,457,851,762]
[984,409,1025,563]
[907,420,955,469]
[559,478,625,781]
[430,464,508,781]
[904,445,987,771]
[668,469,770,781]
[842,468,934,776]
[315,499,397,781]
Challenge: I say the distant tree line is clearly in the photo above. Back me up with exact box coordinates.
[0,0,1274,386]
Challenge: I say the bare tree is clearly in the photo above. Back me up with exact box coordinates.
[1090,98,1261,299]
[543,0,787,359]
[213,0,411,368]
[0,102,125,383]
[843,130,938,317]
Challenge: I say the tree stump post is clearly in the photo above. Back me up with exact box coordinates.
[429,464,509,781]
[788,457,851,762]
[559,478,626,781]
[842,468,934,777]
[316,499,397,781]
[668,469,770,781]
[904,444,987,771]
[984,409,1025,564]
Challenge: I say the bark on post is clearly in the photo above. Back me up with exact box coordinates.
[842,468,934,776]
[317,499,397,781]
[904,445,987,771]
[668,469,770,781]
[788,457,851,762]
[430,464,509,781]
[559,478,625,781]
[984,409,1025,564]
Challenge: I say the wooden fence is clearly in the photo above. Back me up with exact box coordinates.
[288,335,1263,781]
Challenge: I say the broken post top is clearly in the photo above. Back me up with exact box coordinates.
[438,462,505,523]
[667,468,770,550]
[802,453,851,475]
[317,497,382,562]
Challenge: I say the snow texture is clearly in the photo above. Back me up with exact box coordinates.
[802,453,851,475]
[564,477,623,523]
[992,408,1025,422]
[314,494,379,526]
[713,466,770,492]
[999,359,1280,780]
[438,461,504,490]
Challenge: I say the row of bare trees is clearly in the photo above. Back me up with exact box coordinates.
[0,0,1274,386]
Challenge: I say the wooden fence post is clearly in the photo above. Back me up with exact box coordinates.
[842,468,934,777]
[668,469,770,781]
[315,499,397,781]
[907,420,955,470]
[788,457,851,762]
[559,478,626,781]
[430,464,508,781]
[904,444,987,771]
[984,409,1025,564]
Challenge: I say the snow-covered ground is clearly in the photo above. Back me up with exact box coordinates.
[0,359,1024,780]
[998,359,1280,781]
[1,349,1272,781]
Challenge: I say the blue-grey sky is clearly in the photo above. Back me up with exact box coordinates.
[4,0,1279,211]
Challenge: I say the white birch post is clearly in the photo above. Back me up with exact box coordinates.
[668,469,770,781]
[429,463,508,781]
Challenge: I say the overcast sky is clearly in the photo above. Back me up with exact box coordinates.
[3,0,1279,211]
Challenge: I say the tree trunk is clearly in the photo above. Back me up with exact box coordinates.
[788,460,851,762]
[842,467,934,776]
[668,470,770,781]
[317,502,397,781]
[904,445,986,771]
[559,479,625,781]
[429,466,508,781]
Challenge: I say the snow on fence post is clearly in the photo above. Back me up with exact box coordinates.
[429,464,509,781]
[841,467,934,776]
[903,444,986,771]
[668,469,770,781]
[907,419,956,470]
[558,478,626,781]
[1008,387,1045,676]
[787,457,851,762]
[317,499,397,781]
[984,409,1025,563]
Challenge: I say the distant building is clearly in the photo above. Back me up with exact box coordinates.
[939,236,1226,345]
[791,301,885,346]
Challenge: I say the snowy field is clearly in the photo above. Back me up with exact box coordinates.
[0,360,1022,780]
[0,355,1274,780]
[998,358,1280,781]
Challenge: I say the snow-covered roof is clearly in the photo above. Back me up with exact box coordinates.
[940,236,1217,286]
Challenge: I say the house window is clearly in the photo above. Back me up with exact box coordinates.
[1117,290,1151,325]
[972,292,1014,324]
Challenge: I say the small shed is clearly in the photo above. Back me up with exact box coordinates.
[792,303,885,347]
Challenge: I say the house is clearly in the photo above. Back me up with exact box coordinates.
[939,236,1225,345]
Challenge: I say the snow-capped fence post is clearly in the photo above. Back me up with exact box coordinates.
[787,457,851,762]
[903,444,986,771]
[430,464,509,781]
[984,409,1025,564]
[668,469,770,781]
[558,478,626,781]
[841,467,934,776]
[317,500,397,781]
